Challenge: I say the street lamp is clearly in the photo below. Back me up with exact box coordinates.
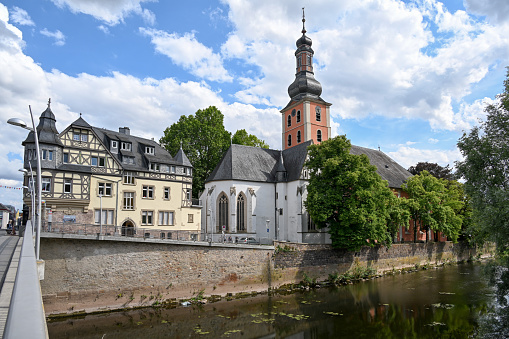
[8,105,42,260]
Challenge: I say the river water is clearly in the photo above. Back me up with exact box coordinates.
[48,262,498,338]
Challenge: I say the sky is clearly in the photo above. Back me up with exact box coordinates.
[1,0,508,210]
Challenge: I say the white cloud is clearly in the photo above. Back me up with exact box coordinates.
[10,6,35,26]
[140,27,233,83]
[40,28,66,46]
[428,138,439,144]
[387,146,462,170]
[464,0,509,24]
[50,0,156,26]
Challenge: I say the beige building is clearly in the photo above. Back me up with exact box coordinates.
[21,100,201,239]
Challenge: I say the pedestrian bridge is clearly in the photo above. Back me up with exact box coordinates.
[0,221,48,338]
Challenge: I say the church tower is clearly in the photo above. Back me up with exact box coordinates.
[281,9,331,150]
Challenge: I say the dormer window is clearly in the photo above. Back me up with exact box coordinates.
[121,142,131,151]
[150,163,160,172]
[122,156,134,165]
[111,140,118,149]
[145,146,155,155]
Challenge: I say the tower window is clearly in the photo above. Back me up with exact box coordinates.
[317,130,322,143]
[307,54,312,65]
[296,110,301,123]
[297,56,302,67]
[288,134,292,147]
[316,106,321,121]
[297,131,301,143]
[287,115,291,127]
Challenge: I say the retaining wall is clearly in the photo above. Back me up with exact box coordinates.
[40,235,492,315]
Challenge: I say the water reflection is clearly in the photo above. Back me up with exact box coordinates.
[48,263,495,338]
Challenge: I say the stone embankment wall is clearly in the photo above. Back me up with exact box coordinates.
[272,241,493,284]
[40,236,492,315]
[40,236,273,315]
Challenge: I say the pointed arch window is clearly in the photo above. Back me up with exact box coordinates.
[296,110,301,123]
[237,193,246,232]
[287,114,292,127]
[297,131,301,143]
[218,192,229,232]
[317,130,322,143]
[287,134,292,147]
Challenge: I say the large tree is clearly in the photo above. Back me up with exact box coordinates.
[304,135,408,251]
[456,69,509,253]
[408,162,454,180]
[232,129,269,148]
[160,106,231,197]
[402,171,462,243]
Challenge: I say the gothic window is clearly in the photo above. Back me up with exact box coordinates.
[297,130,301,143]
[237,193,246,232]
[317,130,322,142]
[218,192,229,232]
[297,110,301,123]
[308,213,316,231]
[288,134,292,147]
[316,106,321,121]
[287,114,291,127]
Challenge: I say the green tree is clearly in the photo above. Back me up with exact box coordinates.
[456,69,509,253]
[304,135,407,251]
[402,171,462,243]
[232,129,269,148]
[408,162,454,180]
[160,106,231,197]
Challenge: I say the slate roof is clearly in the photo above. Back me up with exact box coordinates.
[350,145,412,188]
[206,141,412,188]
[23,106,64,147]
[91,126,192,172]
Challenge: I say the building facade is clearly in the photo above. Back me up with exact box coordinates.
[21,101,201,239]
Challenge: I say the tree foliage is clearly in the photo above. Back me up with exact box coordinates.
[232,129,269,149]
[408,162,454,180]
[402,171,463,242]
[456,69,509,252]
[160,106,231,197]
[304,135,409,251]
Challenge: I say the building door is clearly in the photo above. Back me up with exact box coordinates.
[121,220,135,237]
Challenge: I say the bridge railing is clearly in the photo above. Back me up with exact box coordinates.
[4,221,48,339]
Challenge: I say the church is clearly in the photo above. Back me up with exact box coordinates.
[199,15,412,244]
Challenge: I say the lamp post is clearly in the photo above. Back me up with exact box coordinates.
[8,105,42,260]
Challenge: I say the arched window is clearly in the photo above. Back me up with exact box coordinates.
[218,192,229,232]
[297,130,301,143]
[296,110,301,123]
[287,114,291,127]
[317,130,322,143]
[288,134,292,147]
[237,193,246,232]
[316,106,321,121]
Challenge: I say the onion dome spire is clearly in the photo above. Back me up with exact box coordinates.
[287,8,323,102]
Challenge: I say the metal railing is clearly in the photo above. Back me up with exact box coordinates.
[42,221,200,241]
[4,221,48,338]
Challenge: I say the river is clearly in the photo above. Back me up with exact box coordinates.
[48,262,499,338]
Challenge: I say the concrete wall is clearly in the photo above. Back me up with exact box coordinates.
[40,235,492,315]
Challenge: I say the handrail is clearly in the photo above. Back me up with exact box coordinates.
[4,221,48,338]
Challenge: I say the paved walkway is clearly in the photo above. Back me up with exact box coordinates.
[0,231,21,337]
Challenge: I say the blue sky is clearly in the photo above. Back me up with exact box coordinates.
[1,0,509,210]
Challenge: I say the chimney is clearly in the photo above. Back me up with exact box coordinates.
[119,127,130,135]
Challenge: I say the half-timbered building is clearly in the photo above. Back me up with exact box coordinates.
[21,101,201,239]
